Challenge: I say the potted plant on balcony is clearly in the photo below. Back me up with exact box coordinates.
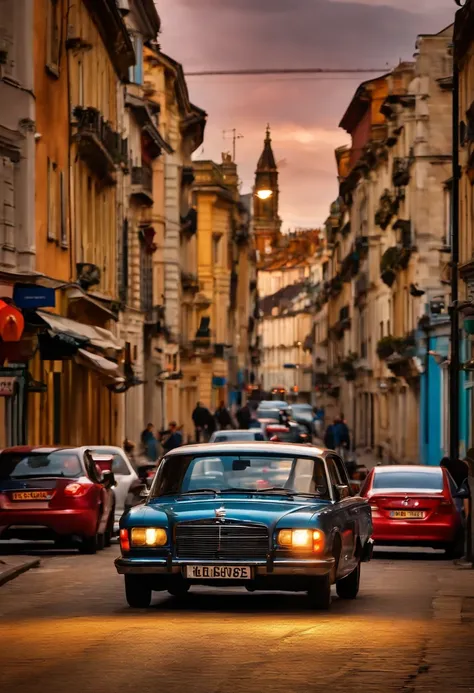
[340,352,358,381]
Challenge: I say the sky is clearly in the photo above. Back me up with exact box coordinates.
[156,0,454,230]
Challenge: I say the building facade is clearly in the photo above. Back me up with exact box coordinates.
[318,27,453,464]
[454,3,474,458]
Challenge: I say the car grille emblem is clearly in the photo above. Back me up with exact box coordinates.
[402,497,409,506]
[215,506,226,521]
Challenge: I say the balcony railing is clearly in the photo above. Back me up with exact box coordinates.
[73,106,128,182]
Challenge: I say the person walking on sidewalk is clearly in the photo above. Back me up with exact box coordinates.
[161,422,183,453]
[215,401,232,430]
[237,402,251,430]
[334,414,350,462]
[192,402,209,443]
[140,423,159,462]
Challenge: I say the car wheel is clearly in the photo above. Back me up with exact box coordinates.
[103,510,114,548]
[336,562,360,600]
[444,531,465,560]
[125,576,152,608]
[79,534,99,554]
[307,574,331,610]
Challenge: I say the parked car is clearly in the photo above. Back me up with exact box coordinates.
[258,400,292,415]
[89,446,139,527]
[291,403,315,435]
[360,465,464,557]
[0,446,115,553]
[116,441,373,609]
[262,421,308,444]
[209,429,266,443]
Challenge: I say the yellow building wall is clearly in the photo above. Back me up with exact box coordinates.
[34,0,71,282]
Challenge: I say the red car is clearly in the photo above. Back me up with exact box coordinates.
[361,465,464,557]
[0,446,115,553]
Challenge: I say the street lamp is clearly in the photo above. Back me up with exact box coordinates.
[256,189,273,200]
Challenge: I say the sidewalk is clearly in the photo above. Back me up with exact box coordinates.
[0,556,40,587]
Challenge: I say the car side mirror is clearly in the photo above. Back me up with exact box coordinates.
[454,486,469,499]
[102,470,116,489]
[139,486,150,498]
[335,484,350,500]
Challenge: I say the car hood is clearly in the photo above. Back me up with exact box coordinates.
[122,496,331,531]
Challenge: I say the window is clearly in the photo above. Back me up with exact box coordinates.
[60,170,68,247]
[129,34,143,85]
[444,184,452,248]
[119,219,129,304]
[212,236,221,267]
[46,0,61,77]
[372,469,443,491]
[47,158,58,241]
[140,236,153,312]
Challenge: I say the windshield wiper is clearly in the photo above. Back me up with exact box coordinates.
[178,489,220,497]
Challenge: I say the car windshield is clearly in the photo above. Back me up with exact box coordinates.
[372,470,443,491]
[150,453,330,499]
[257,409,280,420]
[0,451,83,480]
[213,432,265,442]
[293,404,312,411]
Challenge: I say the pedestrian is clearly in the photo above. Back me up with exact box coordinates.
[192,401,209,443]
[162,421,183,453]
[440,456,468,488]
[215,400,232,430]
[204,407,216,440]
[237,402,251,430]
[140,423,158,462]
[334,414,350,461]
[324,420,337,450]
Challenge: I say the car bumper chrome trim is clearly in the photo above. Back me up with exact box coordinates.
[115,556,335,577]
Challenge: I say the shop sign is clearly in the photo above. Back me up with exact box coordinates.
[13,286,56,309]
[0,376,16,396]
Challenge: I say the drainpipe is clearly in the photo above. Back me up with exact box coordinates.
[449,44,460,463]
[424,325,430,465]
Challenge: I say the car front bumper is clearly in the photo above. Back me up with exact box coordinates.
[115,555,335,578]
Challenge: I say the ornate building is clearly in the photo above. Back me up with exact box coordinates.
[253,126,281,258]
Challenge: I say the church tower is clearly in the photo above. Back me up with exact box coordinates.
[253,125,281,257]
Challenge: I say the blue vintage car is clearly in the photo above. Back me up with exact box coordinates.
[115,442,373,610]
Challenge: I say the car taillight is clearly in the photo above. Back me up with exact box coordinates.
[438,500,454,515]
[64,483,90,497]
[120,528,130,552]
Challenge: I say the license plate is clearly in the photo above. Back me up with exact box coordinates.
[390,510,424,519]
[11,491,50,501]
[185,565,252,580]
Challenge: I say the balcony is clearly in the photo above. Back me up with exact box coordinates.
[131,164,153,205]
[73,106,128,184]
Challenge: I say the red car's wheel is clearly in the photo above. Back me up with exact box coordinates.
[79,533,99,554]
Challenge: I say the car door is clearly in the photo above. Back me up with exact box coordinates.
[110,452,135,516]
[326,454,358,575]
[83,451,110,533]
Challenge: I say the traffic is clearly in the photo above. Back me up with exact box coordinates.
[0,397,468,610]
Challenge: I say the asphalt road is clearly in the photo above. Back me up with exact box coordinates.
[0,544,473,693]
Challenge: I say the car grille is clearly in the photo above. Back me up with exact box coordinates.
[175,522,269,560]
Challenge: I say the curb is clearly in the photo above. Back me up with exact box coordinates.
[0,558,41,587]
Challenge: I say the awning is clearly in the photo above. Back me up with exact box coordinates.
[74,349,119,379]
[38,311,122,353]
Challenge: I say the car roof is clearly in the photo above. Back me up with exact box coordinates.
[374,465,442,474]
[163,441,325,457]
[0,446,88,455]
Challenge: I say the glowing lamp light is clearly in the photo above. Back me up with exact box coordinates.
[256,189,273,200]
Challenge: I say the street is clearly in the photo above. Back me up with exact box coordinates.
[1,547,473,693]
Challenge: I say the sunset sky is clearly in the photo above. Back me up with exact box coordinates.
[157,0,454,230]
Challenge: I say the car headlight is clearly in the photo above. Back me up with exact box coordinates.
[277,529,324,552]
[130,527,168,547]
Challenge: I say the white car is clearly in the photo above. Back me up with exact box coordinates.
[89,446,139,528]
[209,429,266,442]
